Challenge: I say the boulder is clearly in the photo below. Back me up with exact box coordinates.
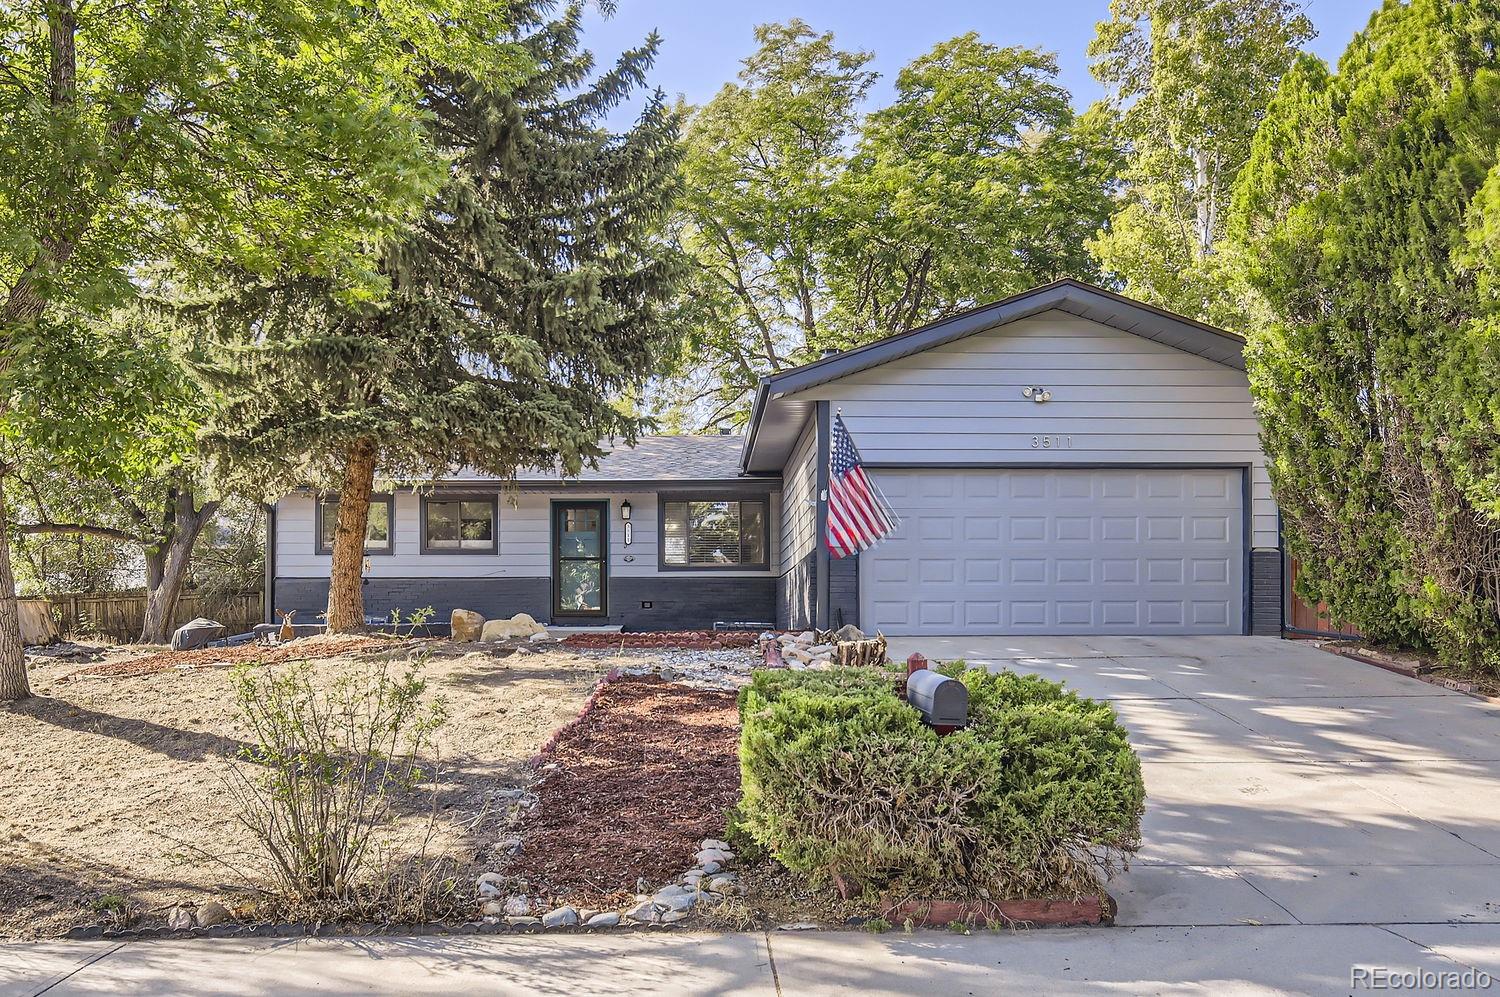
[166,906,194,931]
[195,901,230,928]
[585,911,621,928]
[542,906,579,929]
[451,609,486,642]
[834,624,866,643]
[170,618,225,652]
[482,613,547,642]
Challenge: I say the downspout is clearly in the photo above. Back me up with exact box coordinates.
[263,502,276,625]
[815,401,831,632]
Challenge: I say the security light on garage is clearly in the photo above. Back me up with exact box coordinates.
[1022,386,1052,403]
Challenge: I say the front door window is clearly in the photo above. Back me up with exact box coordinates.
[554,503,606,615]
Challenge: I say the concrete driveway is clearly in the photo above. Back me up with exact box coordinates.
[7,636,1500,996]
[886,635,1500,930]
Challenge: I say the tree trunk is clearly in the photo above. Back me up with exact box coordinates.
[139,491,219,644]
[0,477,32,701]
[325,437,377,633]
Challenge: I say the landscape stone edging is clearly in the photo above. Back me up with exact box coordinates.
[882,894,1112,929]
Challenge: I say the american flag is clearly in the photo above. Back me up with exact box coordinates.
[826,413,900,558]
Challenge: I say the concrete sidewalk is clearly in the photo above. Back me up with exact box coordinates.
[5,925,1500,996]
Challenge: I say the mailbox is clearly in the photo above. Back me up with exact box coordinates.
[906,670,968,728]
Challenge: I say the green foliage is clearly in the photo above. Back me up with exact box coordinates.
[1230,0,1500,671]
[1087,0,1313,324]
[228,659,446,903]
[201,3,686,492]
[736,664,1143,900]
[668,22,1115,426]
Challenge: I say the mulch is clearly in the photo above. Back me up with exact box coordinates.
[511,675,741,900]
[59,634,390,682]
[560,630,760,650]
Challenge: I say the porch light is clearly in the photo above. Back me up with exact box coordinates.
[620,499,632,521]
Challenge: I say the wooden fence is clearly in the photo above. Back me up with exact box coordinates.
[1283,557,1362,638]
[27,590,265,643]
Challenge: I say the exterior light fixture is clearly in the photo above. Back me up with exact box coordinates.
[620,499,632,521]
[1022,386,1052,403]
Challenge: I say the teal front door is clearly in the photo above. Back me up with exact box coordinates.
[552,501,608,618]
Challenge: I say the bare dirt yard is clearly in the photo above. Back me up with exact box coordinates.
[0,636,667,938]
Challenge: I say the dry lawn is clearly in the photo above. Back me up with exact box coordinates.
[0,638,612,938]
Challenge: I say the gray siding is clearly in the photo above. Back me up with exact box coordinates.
[777,548,816,632]
[779,419,818,571]
[275,488,780,581]
[788,310,1278,549]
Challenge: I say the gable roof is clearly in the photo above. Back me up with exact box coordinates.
[741,278,1246,473]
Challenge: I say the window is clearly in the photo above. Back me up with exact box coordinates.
[661,497,767,568]
[317,495,393,554]
[422,496,497,553]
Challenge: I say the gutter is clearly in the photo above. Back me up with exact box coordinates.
[739,377,772,474]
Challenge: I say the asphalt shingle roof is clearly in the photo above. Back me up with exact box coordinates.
[451,435,750,482]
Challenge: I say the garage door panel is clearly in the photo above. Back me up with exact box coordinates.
[860,468,1243,636]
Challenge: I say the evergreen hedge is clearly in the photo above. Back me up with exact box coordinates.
[736,664,1144,900]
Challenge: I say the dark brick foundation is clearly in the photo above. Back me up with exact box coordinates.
[273,575,776,632]
[1250,548,1283,636]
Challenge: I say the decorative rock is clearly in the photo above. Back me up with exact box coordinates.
[585,912,621,928]
[166,906,194,931]
[701,860,722,876]
[659,666,678,681]
[502,895,533,917]
[481,900,506,917]
[481,613,546,642]
[778,922,820,931]
[695,847,732,865]
[542,906,579,929]
[659,909,690,924]
[195,901,230,928]
[806,643,835,656]
[700,839,730,851]
[625,900,659,924]
[835,624,865,642]
[451,608,486,642]
[498,836,523,856]
[708,875,739,894]
[653,889,697,913]
[478,881,503,899]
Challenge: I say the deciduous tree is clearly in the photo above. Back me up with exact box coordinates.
[1087,0,1312,325]
[0,0,521,698]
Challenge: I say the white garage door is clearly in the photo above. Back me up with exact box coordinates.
[860,468,1244,636]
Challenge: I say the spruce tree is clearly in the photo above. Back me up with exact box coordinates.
[203,3,685,630]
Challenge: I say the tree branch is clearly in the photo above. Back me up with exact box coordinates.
[16,521,140,542]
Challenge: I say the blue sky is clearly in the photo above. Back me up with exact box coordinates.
[580,0,1381,124]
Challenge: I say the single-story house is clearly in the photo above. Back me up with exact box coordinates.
[266,279,1282,637]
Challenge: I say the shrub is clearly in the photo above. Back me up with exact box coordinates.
[737,663,1143,900]
[226,658,447,907]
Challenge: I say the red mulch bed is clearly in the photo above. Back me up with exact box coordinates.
[60,634,389,681]
[511,675,740,899]
[560,629,760,650]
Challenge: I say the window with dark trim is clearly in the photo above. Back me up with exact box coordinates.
[316,495,394,554]
[660,497,768,569]
[421,495,498,554]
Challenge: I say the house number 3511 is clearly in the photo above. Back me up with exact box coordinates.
[1030,434,1074,449]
